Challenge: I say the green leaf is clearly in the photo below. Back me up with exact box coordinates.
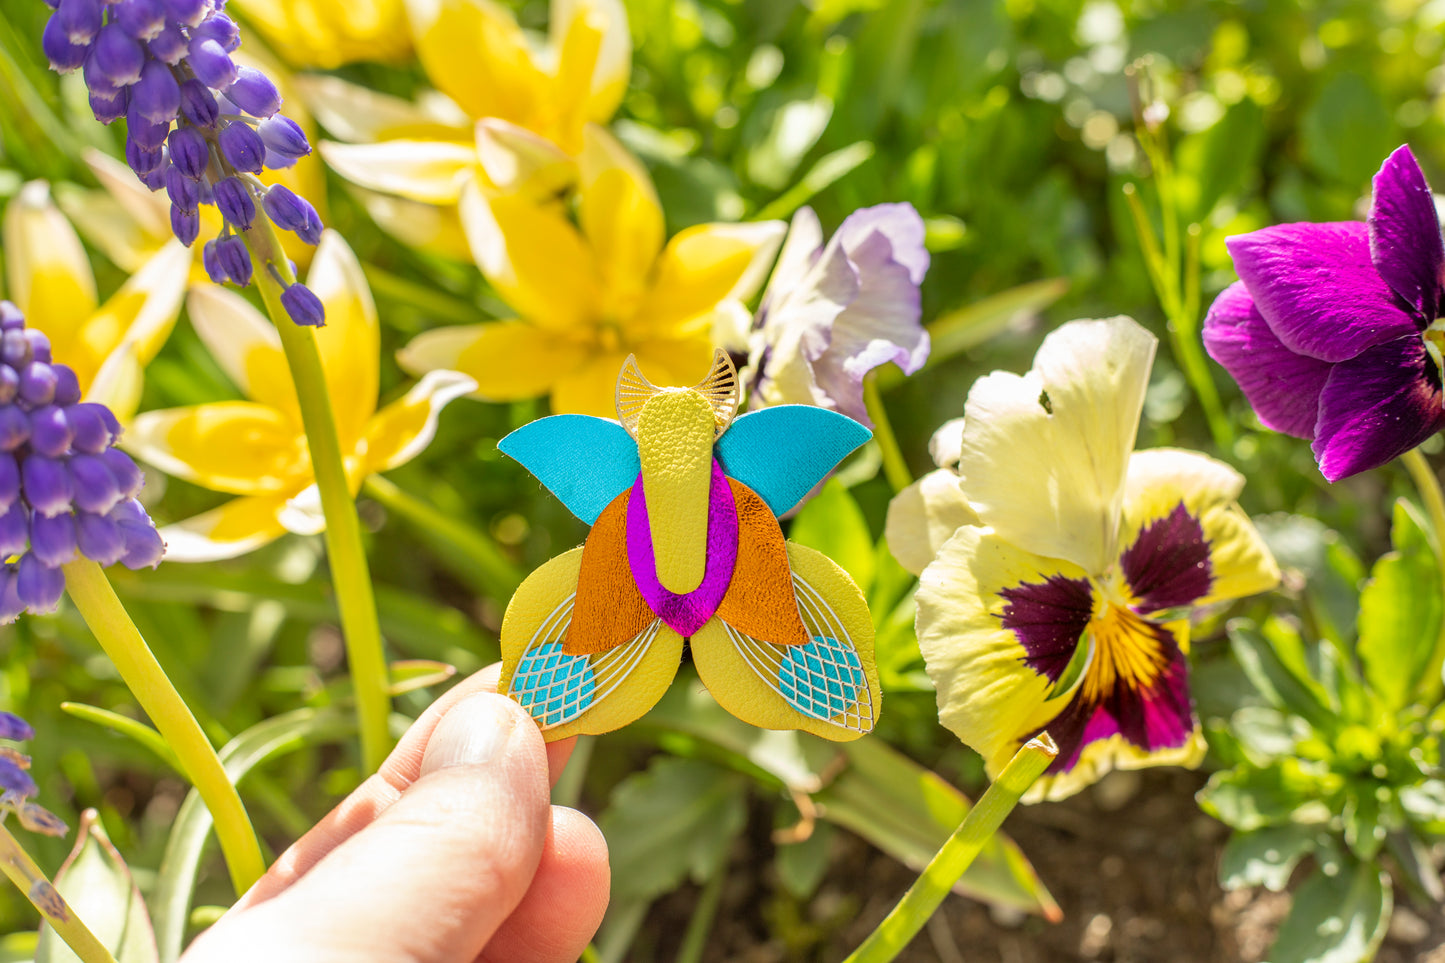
[1271,861,1391,963]
[1227,621,1335,735]
[36,810,158,963]
[746,95,834,191]
[1300,72,1396,187]
[1197,763,1331,832]
[1357,499,1440,711]
[1229,706,1307,763]
[387,660,457,696]
[816,737,1061,921]
[754,141,875,222]
[774,821,835,900]
[59,703,181,773]
[1219,824,1319,892]
[598,757,748,902]
[639,681,1058,918]
[153,708,357,963]
[1174,97,1265,223]
[921,278,1069,370]
[789,479,876,594]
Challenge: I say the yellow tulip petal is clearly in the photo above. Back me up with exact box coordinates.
[126,403,306,495]
[159,494,293,563]
[306,232,380,448]
[633,221,786,334]
[347,187,473,261]
[1121,448,1280,608]
[459,181,600,331]
[546,0,604,153]
[293,74,469,143]
[552,0,630,124]
[85,343,144,423]
[884,468,980,576]
[81,149,171,243]
[364,369,477,472]
[550,349,632,416]
[405,0,545,124]
[320,139,478,204]
[579,125,663,319]
[231,0,412,68]
[398,320,588,401]
[185,285,299,420]
[3,181,97,340]
[957,316,1156,575]
[916,525,1085,780]
[475,119,578,199]
[74,239,190,391]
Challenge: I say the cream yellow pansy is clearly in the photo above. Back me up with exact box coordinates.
[887,316,1280,801]
[398,126,784,417]
[229,0,412,68]
[2,181,188,420]
[312,0,630,258]
[124,233,475,562]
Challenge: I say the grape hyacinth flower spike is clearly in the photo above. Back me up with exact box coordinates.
[0,711,67,838]
[0,301,164,622]
[42,0,326,326]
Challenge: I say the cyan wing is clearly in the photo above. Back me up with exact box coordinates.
[714,406,871,516]
[497,415,639,525]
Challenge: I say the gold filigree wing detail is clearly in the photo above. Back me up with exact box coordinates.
[614,349,740,438]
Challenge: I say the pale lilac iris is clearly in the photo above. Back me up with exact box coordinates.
[1203,145,1445,481]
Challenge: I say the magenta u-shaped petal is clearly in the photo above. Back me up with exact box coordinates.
[627,460,739,637]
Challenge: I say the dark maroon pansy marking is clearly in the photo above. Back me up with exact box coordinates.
[1032,618,1194,773]
[999,574,1093,682]
[1121,502,1212,614]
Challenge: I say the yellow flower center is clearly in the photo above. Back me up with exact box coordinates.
[1080,571,1170,704]
[1425,319,1445,378]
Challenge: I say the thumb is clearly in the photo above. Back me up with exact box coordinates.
[218,694,552,963]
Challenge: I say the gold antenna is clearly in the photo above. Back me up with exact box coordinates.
[614,350,741,438]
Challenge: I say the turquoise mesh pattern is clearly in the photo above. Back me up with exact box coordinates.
[778,636,865,721]
[512,642,596,727]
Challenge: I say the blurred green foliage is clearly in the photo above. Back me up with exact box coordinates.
[0,0,1444,958]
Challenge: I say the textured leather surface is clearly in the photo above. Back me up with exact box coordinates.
[497,414,640,525]
[714,479,810,648]
[637,389,716,593]
[564,488,655,655]
[715,406,872,517]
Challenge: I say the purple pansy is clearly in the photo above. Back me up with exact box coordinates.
[1203,144,1445,481]
[743,203,930,425]
[40,0,325,326]
[0,301,164,623]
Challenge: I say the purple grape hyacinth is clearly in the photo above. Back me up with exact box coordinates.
[0,301,164,624]
[41,0,326,326]
[1203,145,1445,481]
[0,710,68,838]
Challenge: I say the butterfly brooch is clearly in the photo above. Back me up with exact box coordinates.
[497,351,882,742]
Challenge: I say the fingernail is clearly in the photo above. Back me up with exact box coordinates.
[420,695,518,775]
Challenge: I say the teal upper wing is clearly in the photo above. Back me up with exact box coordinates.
[715,406,872,516]
[498,415,640,525]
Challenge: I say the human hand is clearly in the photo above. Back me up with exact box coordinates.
[182,665,610,963]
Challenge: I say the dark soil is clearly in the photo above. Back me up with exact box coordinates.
[646,769,1445,962]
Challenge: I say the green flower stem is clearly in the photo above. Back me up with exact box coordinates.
[244,219,391,776]
[362,475,522,600]
[864,375,912,494]
[0,822,118,963]
[1402,448,1445,699]
[1121,184,1233,453]
[841,734,1058,963]
[59,560,264,895]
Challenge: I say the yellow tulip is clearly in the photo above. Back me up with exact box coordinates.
[398,126,784,417]
[2,181,188,421]
[125,233,475,562]
[312,0,630,258]
[230,0,412,68]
